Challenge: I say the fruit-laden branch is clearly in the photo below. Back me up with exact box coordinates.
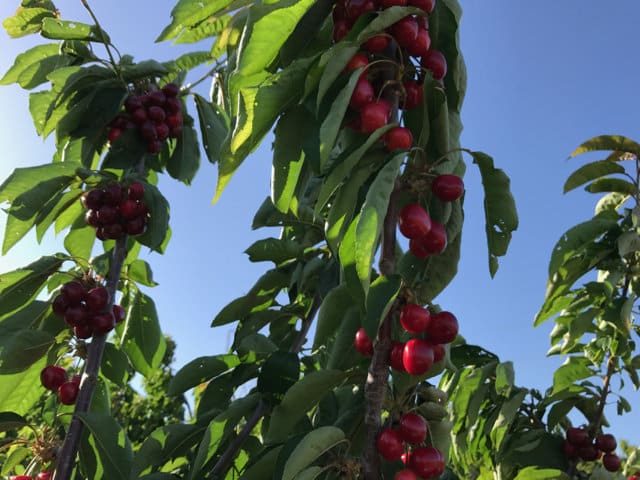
[207,293,323,479]
[53,236,128,480]
[362,183,401,480]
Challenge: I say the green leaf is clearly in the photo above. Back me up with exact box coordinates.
[266,370,347,444]
[355,154,403,295]
[495,361,515,396]
[0,357,46,415]
[338,214,365,306]
[245,238,304,264]
[313,284,353,350]
[0,255,66,319]
[157,0,236,42]
[362,275,401,341]
[0,328,54,374]
[193,93,228,165]
[136,182,171,253]
[76,412,133,480]
[490,390,526,452]
[127,259,158,287]
[514,467,570,480]
[584,177,637,196]
[64,225,95,261]
[0,44,62,87]
[282,426,345,480]
[272,106,311,214]
[563,160,626,193]
[569,135,640,158]
[0,412,29,433]
[35,188,83,242]
[121,290,167,378]
[2,7,56,38]
[258,351,300,400]
[120,60,168,83]
[41,18,107,42]
[471,151,519,277]
[169,354,240,395]
[166,116,201,185]
[552,356,593,395]
[326,308,361,371]
[316,42,360,109]
[101,343,130,388]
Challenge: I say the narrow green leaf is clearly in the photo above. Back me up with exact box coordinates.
[0,328,54,374]
[244,238,303,264]
[316,42,360,109]
[355,155,403,295]
[569,135,640,158]
[169,354,240,395]
[563,160,626,193]
[0,412,29,433]
[313,284,353,350]
[363,275,401,341]
[495,361,515,396]
[471,151,518,277]
[282,427,345,480]
[552,357,593,395]
[584,177,637,196]
[193,93,228,165]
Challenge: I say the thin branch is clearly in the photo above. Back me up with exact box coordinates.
[80,0,118,70]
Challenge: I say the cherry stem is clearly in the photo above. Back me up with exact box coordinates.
[79,0,119,72]
[206,293,323,479]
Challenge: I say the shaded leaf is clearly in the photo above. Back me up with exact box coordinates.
[282,426,345,480]
[563,160,626,193]
[363,274,401,341]
[169,354,240,395]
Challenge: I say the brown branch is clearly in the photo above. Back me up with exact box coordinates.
[53,236,128,480]
[589,354,617,437]
[207,292,323,479]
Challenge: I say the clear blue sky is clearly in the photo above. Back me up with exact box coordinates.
[1,1,639,445]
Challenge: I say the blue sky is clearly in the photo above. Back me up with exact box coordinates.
[1,1,639,445]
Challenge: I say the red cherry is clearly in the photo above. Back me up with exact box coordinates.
[85,287,109,312]
[417,16,429,30]
[124,95,143,113]
[103,222,124,240]
[345,53,369,74]
[126,216,147,236]
[40,365,67,391]
[165,97,182,114]
[421,220,447,255]
[58,381,80,405]
[403,339,434,375]
[148,140,163,154]
[426,311,458,344]
[399,412,427,444]
[97,205,118,224]
[96,227,108,241]
[10,476,33,480]
[74,323,93,339]
[431,343,445,363]
[36,473,53,480]
[381,0,407,6]
[350,77,375,111]
[389,341,406,371]
[80,189,104,210]
[603,453,621,472]
[392,17,418,49]
[408,446,445,478]
[90,311,115,334]
[169,125,183,138]
[578,444,600,461]
[161,83,180,98]
[130,107,148,125]
[432,174,464,201]
[360,100,390,134]
[363,34,390,53]
[61,281,85,305]
[355,328,374,356]
[148,91,167,107]
[85,209,99,227]
[394,469,417,480]
[64,304,88,327]
[107,128,123,144]
[166,113,183,129]
[140,121,158,141]
[71,374,81,385]
[52,294,69,316]
[346,0,376,20]
[148,106,166,123]
[422,49,447,81]
[403,80,424,110]
[128,182,145,201]
[333,19,351,42]
[104,184,125,205]
[400,304,430,334]
[407,28,431,58]
[408,0,436,14]
[156,123,170,140]
[376,428,404,461]
[398,203,431,239]
[384,127,413,151]
[563,439,579,459]
[566,427,590,446]
[595,433,617,453]
[113,304,126,323]
[119,199,139,220]
[409,237,430,259]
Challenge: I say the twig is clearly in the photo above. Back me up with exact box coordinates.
[80,0,118,71]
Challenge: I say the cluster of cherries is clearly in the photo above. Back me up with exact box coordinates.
[52,279,126,339]
[334,0,445,152]
[82,181,148,241]
[398,174,464,258]
[40,365,81,406]
[9,472,52,480]
[376,412,445,479]
[107,82,183,154]
[563,427,621,472]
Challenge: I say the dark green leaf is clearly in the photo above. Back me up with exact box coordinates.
[244,238,304,264]
[258,351,300,400]
[193,93,228,165]
[120,60,168,82]
[569,135,640,158]
[166,116,201,185]
[585,177,637,196]
[282,426,345,480]
[471,151,518,277]
[363,275,401,341]
[0,412,29,433]
[169,354,240,395]
[136,182,171,253]
[563,160,626,193]
[101,343,131,388]
[313,284,353,350]
[0,328,54,374]
[316,42,360,108]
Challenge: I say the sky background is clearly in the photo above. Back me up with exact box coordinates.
[1,1,640,447]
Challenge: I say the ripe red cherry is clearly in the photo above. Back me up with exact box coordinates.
[74,323,93,339]
[156,123,170,140]
[40,365,66,391]
[161,83,180,98]
[148,106,166,123]
[97,205,118,224]
[36,473,53,480]
[398,203,431,239]
[85,286,109,312]
[360,100,390,134]
[566,427,590,446]
[80,189,104,210]
[408,0,435,13]
[421,220,447,255]
[128,182,145,201]
[64,304,88,327]
[399,412,427,444]
[389,341,406,371]
[400,304,430,334]
[345,53,369,73]
[107,128,122,144]
[578,444,600,461]
[130,107,148,125]
[603,453,621,472]
[10,476,33,480]
[563,439,579,459]
[90,311,116,334]
[431,342,445,362]
[394,470,416,480]
[126,216,147,236]
[350,77,375,111]
[61,281,85,305]
[376,428,404,461]
[52,294,68,316]
[595,433,617,453]
[346,0,376,20]
[432,174,464,201]
[408,446,445,478]
[165,97,182,114]
[363,34,390,53]
[119,199,139,220]
[384,127,413,152]
[166,113,183,130]
[333,19,351,42]
[140,121,158,141]
[407,28,431,58]
[148,91,167,107]
[104,222,124,240]
[113,304,126,323]
[403,339,434,375]
[381,0,407,6]
[403,80,424,110]
[355,328,374,356]
[422,49,447,81]
[392,17,418,49]
[124,95,143,113]
[85,209,99,227]
[58,381,80,405]
[427,311,458,344]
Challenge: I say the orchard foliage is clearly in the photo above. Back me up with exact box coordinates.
[0,1,637,480]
